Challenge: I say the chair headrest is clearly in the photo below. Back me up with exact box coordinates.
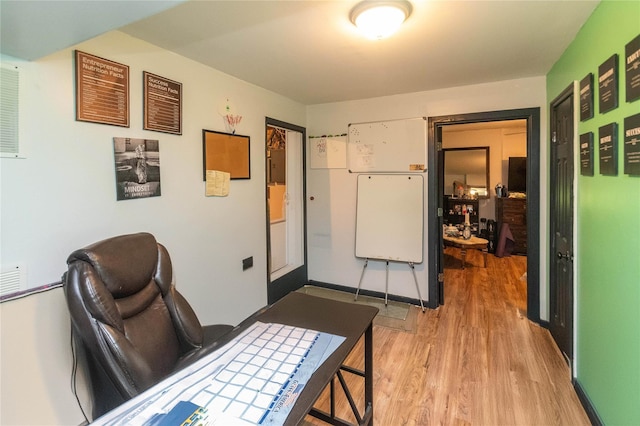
[67,232,159,297]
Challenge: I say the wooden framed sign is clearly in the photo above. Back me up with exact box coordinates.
[143,72,182,135]
[598,54,619,114]
[579,73,594,121]
[599,122,618,176]
[580,132,594,176]
[625,34,640,103]
[75,50,129,127]
[623,113,640,176]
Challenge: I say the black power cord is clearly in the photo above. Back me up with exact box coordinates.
[69,324,89,424]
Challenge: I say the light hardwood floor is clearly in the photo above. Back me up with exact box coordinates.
[303,248,590,425]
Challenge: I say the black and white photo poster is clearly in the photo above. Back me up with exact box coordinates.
[599,54,619,114]
[625,34,640,103]
[580,73,594,121]
[623,113,640,175]
[599,123,618,176]
[580,132,594,176]
[113,137,161,200]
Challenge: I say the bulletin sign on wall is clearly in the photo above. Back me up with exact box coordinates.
[579,73,594,121]
[598,54,618,114]
[625,34,640,103]
[75,50,129,127]
[580,132,594,176]
[623,113,640,175]
[599,122,618,176]
[143,71,182,135]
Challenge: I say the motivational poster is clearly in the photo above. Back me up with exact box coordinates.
[625,34,640,102]
[623,113,640,175]
[580,132,594,176]
[599,123,618,176]
[143,72,182,135]
[75,51,129,127]
[113,137,161,200]
[598,54,618,114]
[579,73,594,121]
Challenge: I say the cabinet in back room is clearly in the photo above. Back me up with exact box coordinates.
[495,197,527,254]
[444,196,479,234]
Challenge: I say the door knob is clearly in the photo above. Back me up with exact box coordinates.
[557,251,574,261]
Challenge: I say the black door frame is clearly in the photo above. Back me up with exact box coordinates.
[427,108,541,323]
[265,117,308,304]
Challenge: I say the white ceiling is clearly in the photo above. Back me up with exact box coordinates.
[1,0,599,105]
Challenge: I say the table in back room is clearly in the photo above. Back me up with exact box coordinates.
[443,235,489,269]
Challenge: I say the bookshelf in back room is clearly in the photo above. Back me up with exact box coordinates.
[444,196,479,235]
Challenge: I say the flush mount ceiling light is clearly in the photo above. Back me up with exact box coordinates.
[350,1,412,40]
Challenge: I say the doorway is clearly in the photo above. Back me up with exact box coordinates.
[549,84,575,366]
[428,108,541,323]
[265,117,307,304]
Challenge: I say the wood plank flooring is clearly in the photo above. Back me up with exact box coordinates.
[302,248,590,425]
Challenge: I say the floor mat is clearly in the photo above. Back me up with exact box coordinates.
[296,285,418,333]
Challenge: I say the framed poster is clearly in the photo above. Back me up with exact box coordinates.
[625,34,640,103]
[598,54,618,114]
[202,129,250,180]
[75,50,129,127]
[579,73,594,121]
[599,123,618,176]
[623,113,640,175]
[113,138,161,200]
[580,132,594,176]
[143,72,182,135]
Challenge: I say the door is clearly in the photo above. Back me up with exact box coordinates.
[266,118,307,304]
[549,85,575,365]
[428,108,541,320]
[436,126,445,305]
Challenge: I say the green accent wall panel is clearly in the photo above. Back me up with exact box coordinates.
[547,1,640,424]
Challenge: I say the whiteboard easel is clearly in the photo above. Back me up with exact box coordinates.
[354,174,425,311]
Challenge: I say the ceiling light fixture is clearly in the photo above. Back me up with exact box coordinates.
[350,1,412,40]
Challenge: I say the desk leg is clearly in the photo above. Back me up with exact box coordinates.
[364,323,373,426]
[384,261,389,307]
[460,248,467,269]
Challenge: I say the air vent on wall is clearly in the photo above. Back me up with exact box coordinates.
[1,64,23,158]
[0,265,27,297]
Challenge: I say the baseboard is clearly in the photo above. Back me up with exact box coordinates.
[307,280,430,309]
[573,379,603,426]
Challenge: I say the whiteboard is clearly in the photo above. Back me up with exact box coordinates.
[348,117,427,172]
[355,174,424,263]
[309,135,347,169]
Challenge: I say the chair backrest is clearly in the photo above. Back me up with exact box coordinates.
[64,232,205,418]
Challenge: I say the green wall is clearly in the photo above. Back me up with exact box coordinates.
[547,1,640,424]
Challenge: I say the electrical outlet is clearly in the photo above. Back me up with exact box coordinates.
[242,256,253,271]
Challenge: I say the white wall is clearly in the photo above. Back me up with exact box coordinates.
[0,31,305,425]
[1,31,306,325]
[305,76,548,316]
[0,287,89,425]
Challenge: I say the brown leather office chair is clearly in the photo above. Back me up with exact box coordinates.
[63,232,233,419]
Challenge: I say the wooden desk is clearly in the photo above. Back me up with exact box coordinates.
[93,292,378,426]
[443,235,489,269]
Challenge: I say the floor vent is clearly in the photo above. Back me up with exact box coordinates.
[0,265,26,297]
